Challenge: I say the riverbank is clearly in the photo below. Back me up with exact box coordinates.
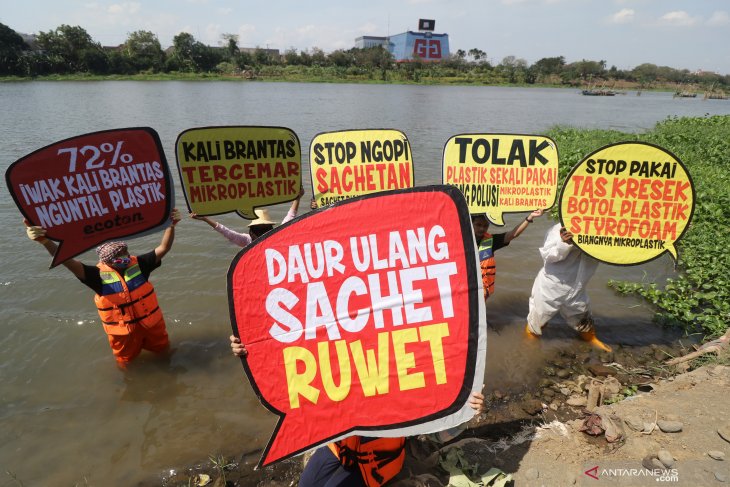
[0,71,689,94]
[150,334,730,487]
[503,359,730,486]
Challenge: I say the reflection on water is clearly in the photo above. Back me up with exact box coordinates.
[1,82,727,484]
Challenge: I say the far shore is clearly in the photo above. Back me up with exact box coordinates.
[0,72,689,93]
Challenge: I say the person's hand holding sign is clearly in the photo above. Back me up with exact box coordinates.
[527,208,544,222]
[170,208,181,226]
[25,220,48,243]
[467,390,485,415]
[559,226,574,245]
[229,335,248,357]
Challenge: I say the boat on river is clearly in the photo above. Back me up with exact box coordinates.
[581,81,617,96]
[581,88,616,96]
[673,82,698,98]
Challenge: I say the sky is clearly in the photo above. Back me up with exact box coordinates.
[2,0,729,74]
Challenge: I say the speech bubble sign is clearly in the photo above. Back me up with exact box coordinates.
[5,127,173,268]
[442,134,559,225]
[310,129,414,207]
[559,142,695,265]
[175,126,302,219]
[229,185,486,467]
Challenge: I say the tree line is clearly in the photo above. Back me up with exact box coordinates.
[1,22,728,91]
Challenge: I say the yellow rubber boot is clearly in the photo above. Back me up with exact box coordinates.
[525,323,540,340]
[579,329,612,352]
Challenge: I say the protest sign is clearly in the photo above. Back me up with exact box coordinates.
[5,127,172,268]
[310,129,414,207]
[559,142,694,265]
[443,134,559,224]
[176,126,301,219]
[229,185,486,466]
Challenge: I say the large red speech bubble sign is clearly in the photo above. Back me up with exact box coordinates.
[5,128,172,267]
[228,185,485,467]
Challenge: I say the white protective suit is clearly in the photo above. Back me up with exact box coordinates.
[526,223,599,335]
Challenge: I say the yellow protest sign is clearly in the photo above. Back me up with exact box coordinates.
[442,134,559,225]
[560,142,695,265]
[310,129,414,206]
[176,126,301,219]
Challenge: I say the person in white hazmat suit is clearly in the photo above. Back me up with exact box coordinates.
[525,223,612,352]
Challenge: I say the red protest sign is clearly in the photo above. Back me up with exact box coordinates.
[5,128,172,267]
[228,185,486,467]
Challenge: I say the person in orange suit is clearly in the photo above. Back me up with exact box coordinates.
[25,209,181,367]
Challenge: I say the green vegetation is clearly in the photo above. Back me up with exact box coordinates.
[547,115,730,339]
[605,384,639,404]
[207,453,236,485]
[1,22,729,92]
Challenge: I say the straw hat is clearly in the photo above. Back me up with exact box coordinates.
[248,209,276,227]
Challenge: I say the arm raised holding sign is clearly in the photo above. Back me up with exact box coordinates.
[471,209,544,300]
[25,219,85,279]
[503,208,544,243]
[191,186,305,246]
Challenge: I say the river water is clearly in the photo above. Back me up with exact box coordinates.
[1,82,728,485]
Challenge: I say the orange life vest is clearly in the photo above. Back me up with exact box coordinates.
[93,256,163,336]
[328,436,406,487]
[478,233,496,299]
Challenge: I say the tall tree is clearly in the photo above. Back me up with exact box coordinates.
[499,55,528,83]
[221,33,239,61]
[570,59,606,79]
[167,32,220,72]
[0,22,28,75]
[123,30,164,72]
[36,24,106,73]
[328,49,355,68]
[468,48,486,61]
[168,32,196,71]
[284,47,301,65]
[532,56,565,76]
[254,47,274,65]
[310,47,327,66]
[529,56,565,84]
